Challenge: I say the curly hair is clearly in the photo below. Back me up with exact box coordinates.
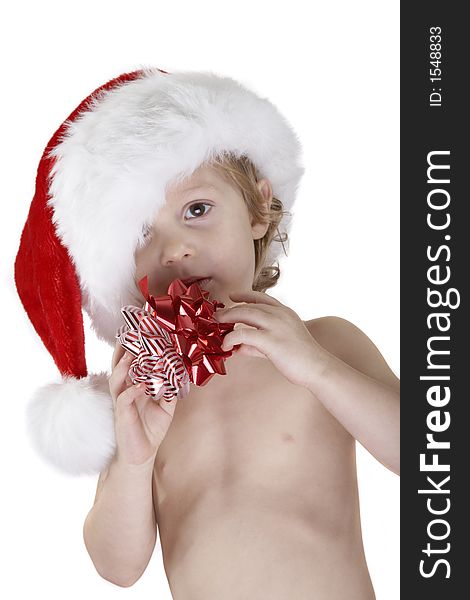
[208,152,291,293]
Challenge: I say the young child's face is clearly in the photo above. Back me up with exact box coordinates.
[134,163,271,307]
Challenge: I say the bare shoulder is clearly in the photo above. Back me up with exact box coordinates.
[304,316,400,393]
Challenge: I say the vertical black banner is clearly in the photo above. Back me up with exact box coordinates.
[401,3,468,597]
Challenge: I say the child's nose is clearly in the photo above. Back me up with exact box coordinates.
[161,237,195,266]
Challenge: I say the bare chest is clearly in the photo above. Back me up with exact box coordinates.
[151,351,373,600]
[153,354,354,517]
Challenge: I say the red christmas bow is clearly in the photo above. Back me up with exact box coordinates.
[116,276,235,402]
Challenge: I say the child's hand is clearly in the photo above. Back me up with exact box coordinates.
[214,291,331,390]
[108,341,178,467]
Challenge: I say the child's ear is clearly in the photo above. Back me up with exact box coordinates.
[251,178,273,240]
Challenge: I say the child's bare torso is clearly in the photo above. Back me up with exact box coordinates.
[152,319,376,600]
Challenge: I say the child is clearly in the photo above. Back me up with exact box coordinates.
[15,66,399,598]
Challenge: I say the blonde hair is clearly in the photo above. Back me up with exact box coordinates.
[208,152,290,292]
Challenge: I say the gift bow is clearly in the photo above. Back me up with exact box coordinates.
[116,276,235,402]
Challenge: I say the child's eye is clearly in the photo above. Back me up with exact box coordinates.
[185,202,212,220]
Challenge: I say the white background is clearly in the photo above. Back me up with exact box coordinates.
[1,1,399,598]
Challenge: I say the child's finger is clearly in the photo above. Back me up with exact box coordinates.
[234,344,266,359]
[115,382,147,410]
[111,339,126,371]
[109,352,135,401]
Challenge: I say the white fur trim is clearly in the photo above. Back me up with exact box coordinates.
[46,67,305,345]
[25,372,116,476]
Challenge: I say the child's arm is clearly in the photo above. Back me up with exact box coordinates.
[83,454,157,587]
[305,316,400,475]
[82,340,178,587]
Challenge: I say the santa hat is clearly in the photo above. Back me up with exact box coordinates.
[14,66,304,476]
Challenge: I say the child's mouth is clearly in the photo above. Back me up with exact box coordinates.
[182,277,212,288]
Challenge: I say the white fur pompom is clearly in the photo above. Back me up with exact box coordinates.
[25,372,116,476]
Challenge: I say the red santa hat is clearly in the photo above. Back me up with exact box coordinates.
[14,66,304,476]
